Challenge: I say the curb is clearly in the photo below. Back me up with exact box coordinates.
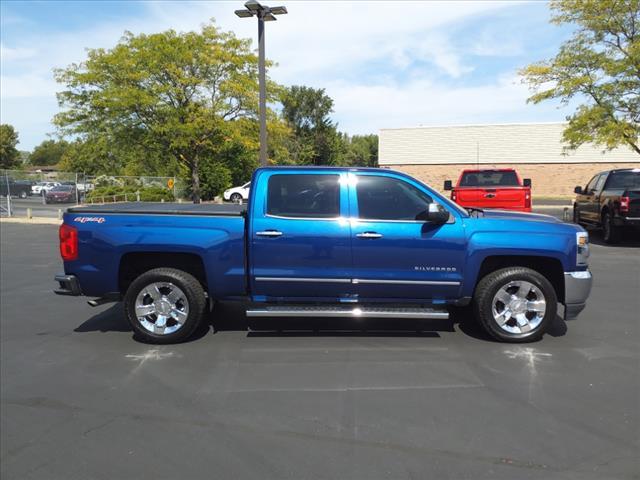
[533,205,572,210]
[0,217,62,225]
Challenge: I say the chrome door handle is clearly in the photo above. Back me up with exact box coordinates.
[256,230,283,237]
[356,232,383,239]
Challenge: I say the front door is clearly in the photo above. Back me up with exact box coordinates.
[577,174,603,223]
[349,173,466,302]
[250,171,354,301]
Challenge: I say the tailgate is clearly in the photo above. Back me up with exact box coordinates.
[455,187,527,209]
[627,190,640,216]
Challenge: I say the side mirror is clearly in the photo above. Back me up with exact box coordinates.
[523,178,532,187]
[574,186,583,195]
[443,180,452,191]
[417,203,449,224]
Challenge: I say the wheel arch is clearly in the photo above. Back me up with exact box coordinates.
[474,255,565,303]
[119,252,208,295]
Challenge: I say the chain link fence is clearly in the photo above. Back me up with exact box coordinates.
[1,169,182,217]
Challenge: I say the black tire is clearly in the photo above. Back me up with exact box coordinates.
[19,191,27,199]
[124,267,206,344]
[473,267,557,343]
[602,211,620,244]
[230,193,242,203]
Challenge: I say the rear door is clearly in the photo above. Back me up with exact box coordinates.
[349,173,465,302]
[249,171,354,301]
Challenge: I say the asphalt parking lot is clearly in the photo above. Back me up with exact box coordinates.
[1,222,638,479]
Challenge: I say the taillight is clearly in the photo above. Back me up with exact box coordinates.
[525,192,531,209]
[59,224,78,261]
[620,196,630,214]
[451,192,457,202]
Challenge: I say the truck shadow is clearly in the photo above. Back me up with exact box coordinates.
[74,301,567,343]
[451,307,567,342]
[589,233,640,248]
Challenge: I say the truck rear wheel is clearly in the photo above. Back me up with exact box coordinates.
[124,268,206,344]
[473,267,557,343]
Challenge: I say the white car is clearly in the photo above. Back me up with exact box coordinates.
[32,182,61,195]
[223,182,250,202]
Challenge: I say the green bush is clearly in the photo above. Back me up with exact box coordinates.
[86,185,174,202]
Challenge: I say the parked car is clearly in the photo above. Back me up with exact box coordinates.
[0,178,33,199]
[32,181,61,195]
[54,167,592,345]
[223,182,250,202]
[45,185,76,204]
[573,168,640,243]
[444,168,532,212]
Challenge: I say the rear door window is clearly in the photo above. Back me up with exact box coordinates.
[267,174,340,218]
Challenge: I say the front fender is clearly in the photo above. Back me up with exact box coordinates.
[461,231,573,298]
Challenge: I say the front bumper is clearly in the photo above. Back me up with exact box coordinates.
[54,274,82,296]
[564,270,593,319]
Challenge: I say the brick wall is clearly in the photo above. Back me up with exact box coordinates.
[386,162,640,198]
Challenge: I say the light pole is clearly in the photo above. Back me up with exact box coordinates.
[235,0,287,167]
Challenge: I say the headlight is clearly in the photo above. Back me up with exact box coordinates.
[576,231,589,266]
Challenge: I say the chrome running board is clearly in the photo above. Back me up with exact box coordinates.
[246,305,449,319]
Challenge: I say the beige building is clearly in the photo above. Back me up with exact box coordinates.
[379,122,639,197]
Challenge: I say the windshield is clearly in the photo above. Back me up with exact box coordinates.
[51,186,73,191]
[605,170,640,190]
[460,171,520,187]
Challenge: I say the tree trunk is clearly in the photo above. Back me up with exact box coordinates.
[191,159,201,204]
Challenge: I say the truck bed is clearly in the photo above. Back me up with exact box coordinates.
[68,202,245,216]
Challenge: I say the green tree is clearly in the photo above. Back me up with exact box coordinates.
[281,85,343,165]
[0,124,20,169]
[521,0,640,154]
[18,151,30,165]
[29,139,70,166]
[345,134,378,167]
[54,22,264,202]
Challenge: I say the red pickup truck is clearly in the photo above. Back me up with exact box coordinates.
[444,168,532,212]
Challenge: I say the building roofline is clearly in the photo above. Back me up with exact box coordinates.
[379,121,568,132]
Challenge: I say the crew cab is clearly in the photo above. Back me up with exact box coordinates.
[54,167,592,344]
[444,168,532,212]
[573,168,640,243]
[0,178,32,199]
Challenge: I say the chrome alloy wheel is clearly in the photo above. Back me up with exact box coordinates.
[134,282,189,335]
[491,280,546,334]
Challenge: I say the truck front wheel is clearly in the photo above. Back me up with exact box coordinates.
[602,211,621,244]
[473,267,557,343]
[124,268,207,344]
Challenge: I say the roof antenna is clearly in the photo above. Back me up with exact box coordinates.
[476,141,480,170]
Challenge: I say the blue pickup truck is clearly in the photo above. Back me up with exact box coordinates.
[55,167,592,344]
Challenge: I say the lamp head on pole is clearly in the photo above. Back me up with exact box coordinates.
[235,1,287,20]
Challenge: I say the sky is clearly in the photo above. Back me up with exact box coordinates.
[0,0,575,150]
